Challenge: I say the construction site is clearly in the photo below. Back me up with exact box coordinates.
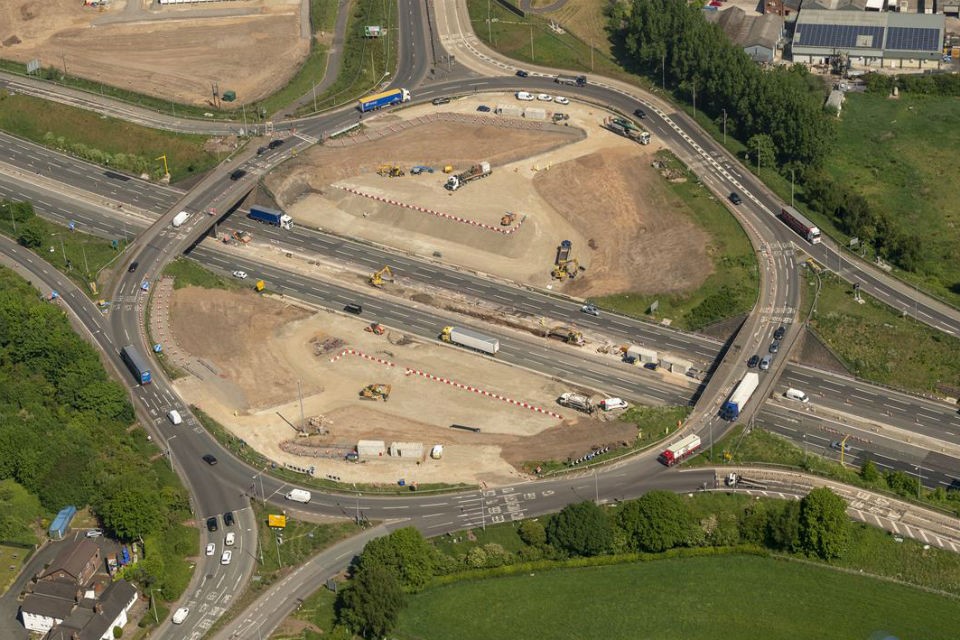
[160,95,715,486]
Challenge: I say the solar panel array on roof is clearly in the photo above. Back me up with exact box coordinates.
[886,26,941,52]
[795,23,884,49]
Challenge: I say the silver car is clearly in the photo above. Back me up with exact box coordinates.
[759,355,772,371]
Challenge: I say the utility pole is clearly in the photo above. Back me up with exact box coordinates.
[487,0,492,42]
[722,108,727,145]
[692,78,696,120]
[297,380,306,432]
[791,168,796,207]
[661,51,666,90]
[530,27,534,62]
[60,52,68,78]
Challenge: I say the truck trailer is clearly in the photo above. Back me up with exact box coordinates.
[658,434,701,466]
[720,372,760,420]
[120,345,152,385]
[555,75,587,87]
[440,326,500,355]
[444,161,492,191]
[248,205,293,230]
[779,205,822,244]
[358,88,411,113]
[171,210,190,228]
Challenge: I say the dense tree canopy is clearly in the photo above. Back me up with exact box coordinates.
[337,563,405,639]
[799,487,850,560]
[616,490,693,552]
[358,527,435,592]
[547,500,613,557]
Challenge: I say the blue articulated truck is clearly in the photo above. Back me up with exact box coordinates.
[358,88,411,113]
[120,345,152,385]
[720,372,759,420]
[248,205,293,230]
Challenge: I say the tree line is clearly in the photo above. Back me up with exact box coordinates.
[334,487,849,638]
[0,257,194,599]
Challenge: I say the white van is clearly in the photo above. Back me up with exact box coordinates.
[172,607,190,625]
[430,445,444,459]
[515,91,535,101]
[167,410,183,425]
[785,388,809,403]
[286,489,312,503]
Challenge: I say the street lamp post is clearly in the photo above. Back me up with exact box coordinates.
[790,168,795,207]
[722,108,727,146]
[151,589,159,624]
[915,463,923,499]
[593,469,599,504]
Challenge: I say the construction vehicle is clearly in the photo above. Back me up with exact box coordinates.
[232,230,251,244]
[546,327,585,346]
[556,240,572,264]
[603,117,651,144]
[500,212,517,226]
[360,384,391,401]
[552,258,580,280]
[444,161,492,191]
[411,166,434,175]
[364,323,386,335]
[369,266,394,288]
[443,165,454,173]
[377,164,405,177]
[558,392,593,413]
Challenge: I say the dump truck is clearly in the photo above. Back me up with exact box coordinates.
[445,161,491,191]
[360,384,391,401]
[358,88,411,112]
[440,326,499,355]
[603,117,651,144]
[555,74,587,87]
[172,210,190,228]
[248,205,293,230]
[720,372,760,421]
[558,392,593,413]
[658,434,701,466]
[556,240,572,264]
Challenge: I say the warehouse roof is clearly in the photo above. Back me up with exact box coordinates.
[792,10,944,56]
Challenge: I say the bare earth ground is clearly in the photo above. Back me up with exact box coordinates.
[268,95,710,295]
[167,287,639,485]
[0,0,305,105]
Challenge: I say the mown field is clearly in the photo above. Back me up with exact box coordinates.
[396,554,960,640]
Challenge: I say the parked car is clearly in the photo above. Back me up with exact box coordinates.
[220,550,232,565]
[225,532,236,546]
[729,192,742,205]
[476,105,491,112]
[774,325,786,340]
[516,69,529,78]
[223,511,235,527]
[769,341,780,354]
[85,529,103,538]
[202,454,218,465]
[206,517,218,532]
[515,91,535,101]
[600,398,629,411]
[229,169,247,181]
[747,355,760,368]
[536,93,553,102]
[205,543,216,556]
[268,139,284,149]
[431,96,451,105]
[232,270,247,279]
[759,355,772,371]
[554,96,569,105]
[580,304,600,317]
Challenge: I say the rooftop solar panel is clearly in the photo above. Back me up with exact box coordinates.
[886,27,941,52]
[795,23,884,49]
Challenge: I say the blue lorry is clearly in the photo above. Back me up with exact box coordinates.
[720,372,759,420]
[358,88,411,113]
[248,205,293,230]
[120,345,152,385]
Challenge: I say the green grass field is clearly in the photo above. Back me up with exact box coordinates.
[824,93,960,306]
[163,257,244,291]
[397,554,960,639]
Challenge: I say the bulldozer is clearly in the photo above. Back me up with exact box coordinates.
[500,212,517,226]
[364,322,386,335]
[547,326,585,346]
[369,266,395,288]
[377,164,405,178]
[359,383,391,401]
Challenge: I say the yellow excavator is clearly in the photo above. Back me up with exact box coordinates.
[360,384,391,401]
[369,266,394,288]
[552,258,580,280]
[500,212,517,226]
[547,326,585,346]
[377,164,405,177]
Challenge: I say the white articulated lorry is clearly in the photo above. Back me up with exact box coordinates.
[439,326,499,355]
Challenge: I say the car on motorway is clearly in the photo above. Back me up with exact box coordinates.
[516,69,529,77]
[172,608,190,625]
[232,270,248,279]
[225,532,236,546]
[831,440,852,453]
[256,146,267,156]
[580,304,600,317]
[344,303,363,314]
[747,355,760,368]
[85,529,103,538]
[536,93,553,102]
[554,96,569,105]
[202,454,218,465]
[759,355,772,371]
[476,105,491,112]
[223,511,235,527]
[728,192,742,205]
[205,543,216,556]
[774,325,786,340]
[229,169,247,181]
[206,517,218,532]
[268,139,284,149]
[431,96,451,105]
[220,550,232,565]
[769,341,780,354]
[634,108,646,119]
[127,262,139,273]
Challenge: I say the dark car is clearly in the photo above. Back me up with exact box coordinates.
[729,192,742,205]
[128,261,139,273]
[747,355,760,368]
[773,325,786,340]
[769,341,780,354]
[431,97,451,105]
[229,169,247,181]
[516,69,529,78]
[202,454,218,465]
[831,441,852,453]
[223,511,235,527]
[256,146,267,156]
[206,517,219,532]
[268,139,284,150]
[476,105,491,112]
[344,303,363,315]
[633,108,646,119]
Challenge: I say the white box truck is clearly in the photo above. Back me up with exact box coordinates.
[285,489,312,503]
[172,211,190,228]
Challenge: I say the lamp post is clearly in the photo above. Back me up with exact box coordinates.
[151,589,159,624]
[593,468,599,504]
[790,168,795,207]
[915,463,923,499]
[722,108,727,146]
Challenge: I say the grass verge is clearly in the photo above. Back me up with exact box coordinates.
[0,91,218,182]
[595,151,759,329]
[162,256,242,291]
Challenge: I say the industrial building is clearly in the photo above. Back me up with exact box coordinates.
[709,7,785,63]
